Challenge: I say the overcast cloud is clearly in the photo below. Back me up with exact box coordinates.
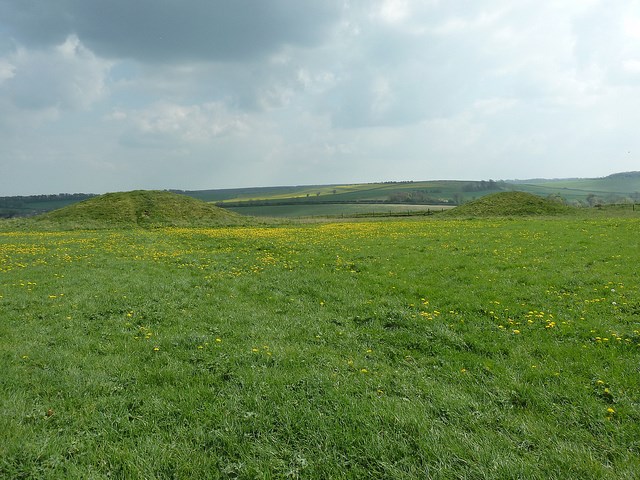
[1,0,639,195]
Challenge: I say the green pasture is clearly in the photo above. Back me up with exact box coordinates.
[1,217,639,478]
[514,173,640,204]
[522,173,640,195]
[199,174,640,207]
[210,181,483,205]
[225,203,451,218]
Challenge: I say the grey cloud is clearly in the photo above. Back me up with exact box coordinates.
[2,0,640,196]
[0,0,344,63]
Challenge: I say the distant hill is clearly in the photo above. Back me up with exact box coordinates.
[443,191,574,217]
[191,173,640,211]
[2,172,639,219]
[512,171,640,204]
[37,190,244,228]
[604,171,640,180]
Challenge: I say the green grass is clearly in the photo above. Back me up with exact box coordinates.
[1,216,639,478]
[443,191,575,217]
[37,190,245,229]
[226,203,450,218]
[209,180,486,205]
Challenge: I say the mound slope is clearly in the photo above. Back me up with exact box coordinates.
[39,190,243,227]
[444,191,574,217]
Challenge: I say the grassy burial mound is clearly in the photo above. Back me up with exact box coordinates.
[38,190,244,228]
[445,191,574,217]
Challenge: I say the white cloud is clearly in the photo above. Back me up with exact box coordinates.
[0,59,14,83]
[473,98,519,115]
[377,0,411,24]
[623,59,640,73]
[369,76,396,121]
[624,17,640,39]
[430,9,505,36]
[296,69,337,94]
[1,35,111,112]
[112,102,250,145]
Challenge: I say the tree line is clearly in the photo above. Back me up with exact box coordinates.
[0,193,95,218]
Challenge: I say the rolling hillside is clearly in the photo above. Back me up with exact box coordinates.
[185,173,640,210]
[183,180,497,205]
[2,172,639,219]
[512,171,640,204]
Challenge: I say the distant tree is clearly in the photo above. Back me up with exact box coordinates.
[462,180,501,192]
[586,194,604,207]
[546,193,565,204]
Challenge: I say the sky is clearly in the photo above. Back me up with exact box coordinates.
[1,1,639,195]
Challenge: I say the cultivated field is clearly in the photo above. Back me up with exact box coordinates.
[1,217,639,478]
[224,203,449,218]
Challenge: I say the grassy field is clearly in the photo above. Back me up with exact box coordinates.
[200,174,640,217]
[520,172,640,195]
[200,175,640,206]
[225,203,450,218]
[1,215,640,478]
